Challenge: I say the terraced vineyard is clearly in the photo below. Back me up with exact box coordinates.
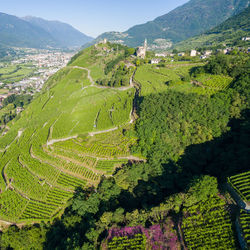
[182,196,236,249]
[134,64,232,96]
[0,44,138,223]
[228,171,250,202]
[239,210,250,247]
[107,234,147,249]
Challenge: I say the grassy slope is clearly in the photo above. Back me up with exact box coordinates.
[134,63,232,97]
[0,45,135,223]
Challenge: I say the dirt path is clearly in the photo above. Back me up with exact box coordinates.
[47,135,78,146]
[72,66,95,85]
[70,66,133,91]
[88,127,118,137]
[117,156,146,162]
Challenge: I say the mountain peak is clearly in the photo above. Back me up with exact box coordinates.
[91,0,249,49]
[0,13,93,49]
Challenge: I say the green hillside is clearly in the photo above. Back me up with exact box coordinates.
[0,43,136,223]
[174,6,250,51]
[0,35,249,249]
[134,63,232,97]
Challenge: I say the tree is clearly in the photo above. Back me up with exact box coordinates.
[184,175,218,207]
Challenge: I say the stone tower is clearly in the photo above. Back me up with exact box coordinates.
[144,39,147,50]
[136,38,147,59]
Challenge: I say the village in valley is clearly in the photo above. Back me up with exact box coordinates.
[0,48,74,105]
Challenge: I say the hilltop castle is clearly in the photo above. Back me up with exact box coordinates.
[136,39,147,59]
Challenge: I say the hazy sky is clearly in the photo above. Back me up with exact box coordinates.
[1,0,189,37]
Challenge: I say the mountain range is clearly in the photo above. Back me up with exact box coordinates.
[0,12,93,49]
[90,0,249,49]
[174,5,250,51]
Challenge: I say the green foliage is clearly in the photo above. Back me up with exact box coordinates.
[134,91,231,161]
[191,53,250,79]
[184,175,218,207]
[3,94,32,107]
[228,171,250,202]
[0,224,48,250]
[108,234,147,249]
[239,210,250,246]
[104,55,124,75]
[182,196,237,249]
[174,6,250,51]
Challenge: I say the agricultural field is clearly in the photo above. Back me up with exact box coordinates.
[107,234,147,249]
[134,64,232,96]
[0,46,138,223]
[239,210,250,247]
[0,64,36,84]
[228,171,250,202]
[106,224,179,249]
[182,196,237,249]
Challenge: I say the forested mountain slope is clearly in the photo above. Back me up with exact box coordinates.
[174,5,250,50]
[90,0,249,48]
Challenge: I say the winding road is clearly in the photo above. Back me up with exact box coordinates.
[71,66,134,91]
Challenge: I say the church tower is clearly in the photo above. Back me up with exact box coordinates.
[144,39,147,50]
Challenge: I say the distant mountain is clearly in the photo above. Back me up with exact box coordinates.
[174,6,250,51]
[0,12,56,48]
[90,0,249,49]
[23,16,93,48]
[0,12,93,49]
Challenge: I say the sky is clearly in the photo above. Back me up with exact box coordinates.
[1,0,189,38]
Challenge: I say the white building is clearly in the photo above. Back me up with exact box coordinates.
[204,50,212,56]
[151,58,161,64]
[242,37,250,41]
[190,50,197,57]
[155,53,166,57]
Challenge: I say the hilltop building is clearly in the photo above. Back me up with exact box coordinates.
[98,38,108,45]
[136,39,147,59]
[190,50,197,57]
